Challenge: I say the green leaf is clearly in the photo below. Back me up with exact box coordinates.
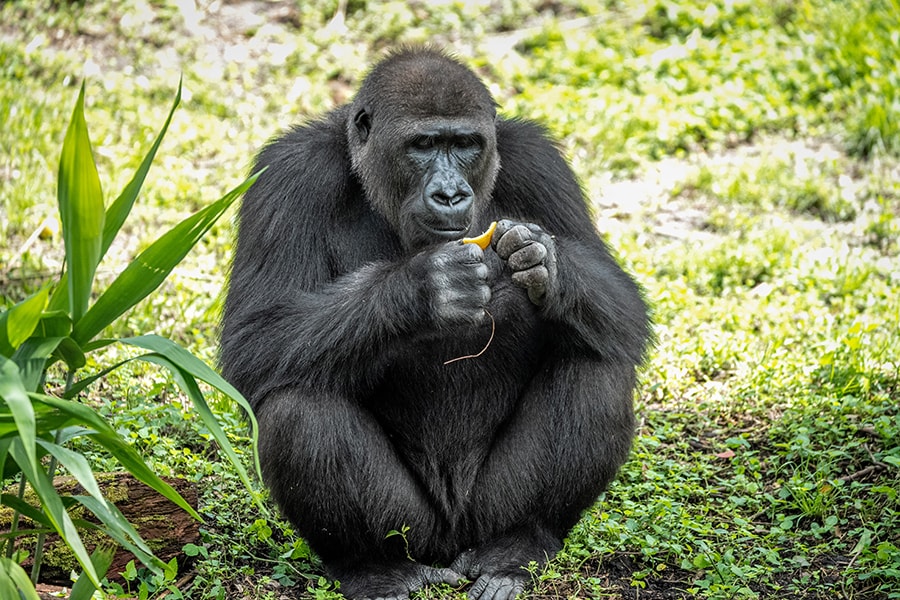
[141,352,258,501]
[49,83,183,315]
[69,544,116,600]
[4,285,51,351]
[51,337,86,371]
[72,171,261,344]
[10,336,65,392]
[29,393,202,521]
[75,495,160,572]
[8,438,100,588]
[0,557,41,600]
[57,81,104,323]
[36,439,159,569]
[123,334,262,483]
[123,559,137,582]
[0,358,38,478]
[0,493,51,528]
[35,311,73,339]
[102,79,181,259]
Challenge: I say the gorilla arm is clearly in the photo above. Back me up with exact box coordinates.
[492,118,651,366]
[220,114,491,407]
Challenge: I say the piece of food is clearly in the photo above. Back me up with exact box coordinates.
[461,221,498,250]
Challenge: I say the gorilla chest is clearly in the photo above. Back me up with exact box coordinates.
[368,313,545,455]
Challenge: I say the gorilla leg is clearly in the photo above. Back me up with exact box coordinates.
[256,390,463,599]
[456,357,636,600]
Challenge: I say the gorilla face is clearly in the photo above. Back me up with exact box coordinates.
[347,51,500,250]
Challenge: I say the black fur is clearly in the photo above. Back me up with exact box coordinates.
[220,48,651,600]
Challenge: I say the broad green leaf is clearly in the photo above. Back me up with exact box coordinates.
[29,393,202,521]
[11,337,64,392]
[57,81,104,322]
[5,285,50,350]
[36,439,103,498]
[35,310,73,339]
[0,438,12,480]
[0,557,41,600]
[72,171,260,344]
[69,544,116,600]
[124,334,261,482]
[52,337,86,371]
[63,356,132,399]
[0,402,74,441]
[0,358,38,477]
[8,438,100,588]
[49,82,182,314]
[0,311,10,358]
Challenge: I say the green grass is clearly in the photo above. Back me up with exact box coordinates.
[1,0,899,598]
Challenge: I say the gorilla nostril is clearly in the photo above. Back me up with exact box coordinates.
[449,192,471,206]
[431,191,471,208]
[431,191,452,206]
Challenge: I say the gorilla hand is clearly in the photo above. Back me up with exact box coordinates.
[426,242,491,327]
[493,219,558,306]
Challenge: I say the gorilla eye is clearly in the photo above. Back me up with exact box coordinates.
[410,136,434,151]
[457,135,480,149]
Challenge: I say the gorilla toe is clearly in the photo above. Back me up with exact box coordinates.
[468,573,527,600]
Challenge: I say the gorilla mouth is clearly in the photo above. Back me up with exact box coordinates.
[426,226,468,240]
[416,216,470,240]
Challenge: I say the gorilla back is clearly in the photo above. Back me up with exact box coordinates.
[220,48,651,600]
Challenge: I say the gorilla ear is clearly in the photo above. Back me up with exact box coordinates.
[354,107,372,143]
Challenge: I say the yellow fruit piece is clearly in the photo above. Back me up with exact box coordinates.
[462,221,497,250]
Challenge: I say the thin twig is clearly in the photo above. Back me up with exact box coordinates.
[838,464,882,483]
[444,309,495,365]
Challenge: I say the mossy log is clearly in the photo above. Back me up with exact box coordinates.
[1,473,200,585]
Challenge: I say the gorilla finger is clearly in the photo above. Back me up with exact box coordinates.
[510,265,549,290]
[455,240,485,263]
[494,225,533,260]
[422,567,466,587]
[507,241,547,271]
[450,549,479,577]
[467,575,490,599]
[471,261,490,282]
[492,219,516,243]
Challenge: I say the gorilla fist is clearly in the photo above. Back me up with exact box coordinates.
[493,219,558,306]
[426,241,491,327]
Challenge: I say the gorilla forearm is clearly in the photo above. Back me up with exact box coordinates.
[491,220,649,366]
[545,236,650,366]
[221,259,429,403]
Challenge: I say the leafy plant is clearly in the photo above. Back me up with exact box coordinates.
[0,81,261,598]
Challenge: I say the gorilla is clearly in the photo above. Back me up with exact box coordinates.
[220,48,651,600]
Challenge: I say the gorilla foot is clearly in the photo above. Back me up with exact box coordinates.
[467,572,528,600]
[335,562,465,600]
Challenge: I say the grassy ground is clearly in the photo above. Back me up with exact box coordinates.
[1,1,898,598]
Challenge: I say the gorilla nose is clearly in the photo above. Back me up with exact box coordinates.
[430,190,471,207]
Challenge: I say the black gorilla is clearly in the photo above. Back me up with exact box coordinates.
[220,48,651,600]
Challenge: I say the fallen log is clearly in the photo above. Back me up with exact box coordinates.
[1,472,200,585]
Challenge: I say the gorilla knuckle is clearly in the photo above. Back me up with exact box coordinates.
[508,241,547,271]
[511,265,549,289]
[495,225,534,259]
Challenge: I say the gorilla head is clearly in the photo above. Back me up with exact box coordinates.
[347,48,501,250]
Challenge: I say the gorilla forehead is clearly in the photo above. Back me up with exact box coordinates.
[356,48,497,120]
